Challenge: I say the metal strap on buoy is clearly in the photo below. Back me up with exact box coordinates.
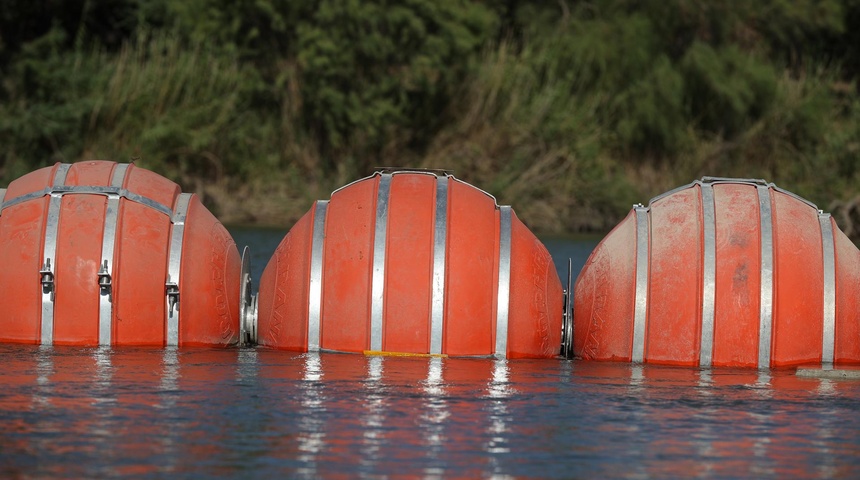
[429,175,449,355]
[165,193,192,347]
[699,183,717,367]
[755,184,775,370]
[631,204,649,364]
[307,199,328,352]
[819,211,836,365]
[369,173,393,352]
[97,164,129,345]
[494,206,513,359]
[40,163,70,346]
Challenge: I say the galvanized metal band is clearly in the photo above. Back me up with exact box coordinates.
[369,174,392,352]
[40,164,71,345]
[1,185,173,218]
[97,164,128,346]
[430,176,449,355]
[494,206,513,359]
[819,212,836,365]
[632,205,649,363]
[699,183,717,367]
[757,185,775,370]
[307,200,329,352]
[0,189,6,215]
[165,193,192,347]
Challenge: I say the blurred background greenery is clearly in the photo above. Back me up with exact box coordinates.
[3,0,860,237]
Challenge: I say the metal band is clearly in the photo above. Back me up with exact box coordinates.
[430,176,449,355]
[819,212,836,365]
[40,164,71,345]
[369,174,392,352]
[1,185,173,218]
[165,193,192,347]
[757,185,775,370]
[699,183,717,367]
[632,205,649,363]
[307,200,329,352]
[0,189,6,215]
[97,164,129,346]
[494,206,513,359]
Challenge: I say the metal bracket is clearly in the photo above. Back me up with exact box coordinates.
[561,258,574,359]
[40,258,55,301]
[238,246,257,346]
[97,260,112,300]
[165,278,180,316]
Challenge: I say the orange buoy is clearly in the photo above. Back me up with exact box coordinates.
[571,177,860,368]
[0,161,241,347]
[252,169,562,358]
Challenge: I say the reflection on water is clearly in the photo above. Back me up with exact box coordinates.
[0,344,858,478]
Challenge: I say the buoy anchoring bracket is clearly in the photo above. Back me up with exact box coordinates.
[40,257,55,300]
[238,246,258,346]
[561,257,574,359]
[165,277,179,316]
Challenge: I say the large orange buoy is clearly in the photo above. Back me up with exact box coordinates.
[0,161,242,347]
[571,177,860,368]
[251,169,562,358]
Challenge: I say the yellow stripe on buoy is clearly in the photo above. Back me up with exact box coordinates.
[363,350,448,358]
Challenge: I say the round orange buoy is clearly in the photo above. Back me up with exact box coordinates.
[251,169,562,358]
[572,177,860,368]
[0,161,241,347]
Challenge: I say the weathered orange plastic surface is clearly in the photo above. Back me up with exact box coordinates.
[180,196,240,346]
[574,181,860,367]
[0,165,54,343]
[507,210,562,358]
[647,187,702,365]
[712,183,761,367]
[383,174,435,353]
[320,178,376,352]
[771,192,824,367]
[574,211,637,361]
[445,180,496,356]
[834,223,860,364]
[257,208,315,350]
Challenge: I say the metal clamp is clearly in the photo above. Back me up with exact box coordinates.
[166,279,180,316]
[40,258,55,300]
[238,246,258,346]
[97,260,112,299]
[561,258,574,359]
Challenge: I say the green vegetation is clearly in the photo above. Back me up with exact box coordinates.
[2,0,860,237]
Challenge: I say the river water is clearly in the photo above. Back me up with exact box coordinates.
[1,229,858,478]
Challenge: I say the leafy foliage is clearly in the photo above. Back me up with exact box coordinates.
[2,0,860,233]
